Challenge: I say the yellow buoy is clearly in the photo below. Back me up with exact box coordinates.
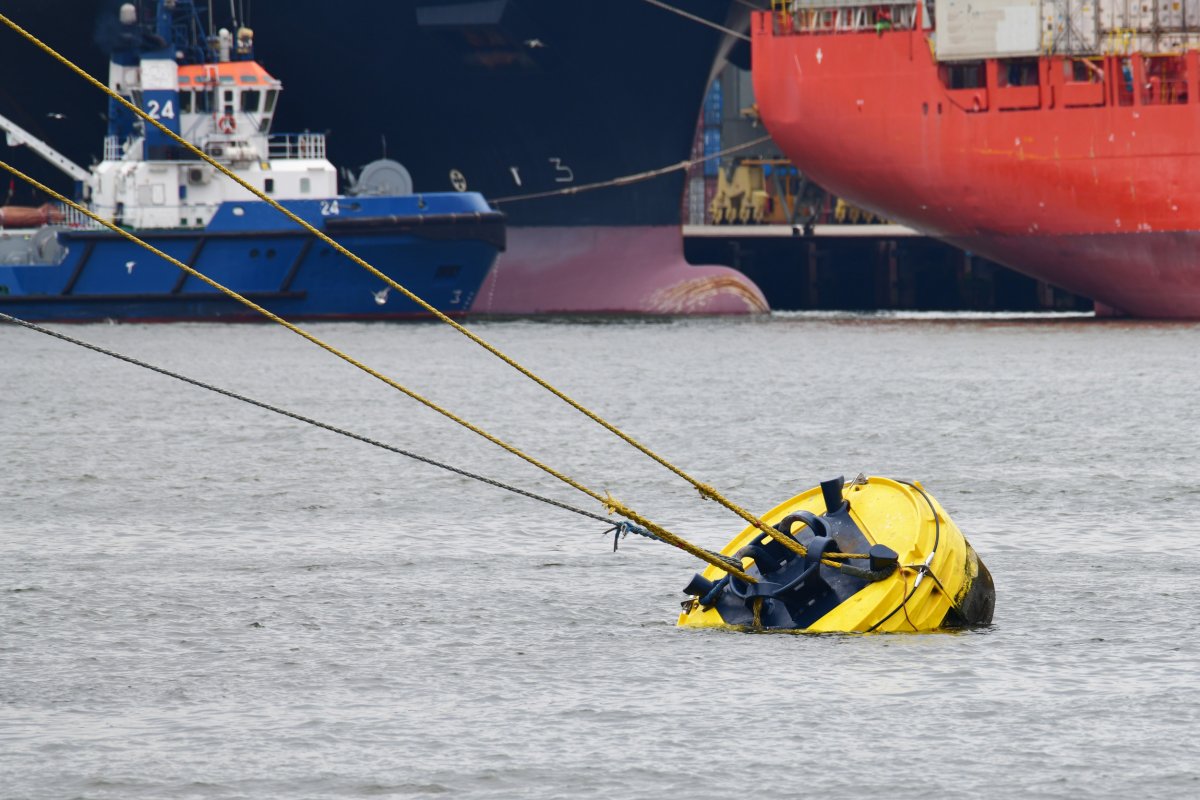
[678,476,994,632]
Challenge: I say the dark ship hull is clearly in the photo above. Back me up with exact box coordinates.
[0,0,767,314]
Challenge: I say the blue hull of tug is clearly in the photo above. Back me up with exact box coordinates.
[0,193,503,322]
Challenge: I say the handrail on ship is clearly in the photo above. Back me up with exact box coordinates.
[772,0,1200,55]
[776,0,917,8]
[100,132,327,162]
[770,0,920,35]
[267,132,326,160]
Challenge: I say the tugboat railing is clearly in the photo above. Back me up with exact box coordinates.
[58,203,105,230]
[268,133,327,161]
[103,135,124,161]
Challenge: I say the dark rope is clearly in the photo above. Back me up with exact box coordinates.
[0,311,613,524]
[1,312,745,567]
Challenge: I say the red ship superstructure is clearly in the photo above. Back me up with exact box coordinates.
[752,0,1200,317]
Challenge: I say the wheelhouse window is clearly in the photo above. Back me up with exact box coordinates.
[241,90,262,113]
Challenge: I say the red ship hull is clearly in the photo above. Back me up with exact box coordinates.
[751,11,1200,317]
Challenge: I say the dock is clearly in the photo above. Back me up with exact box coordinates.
[683,224,1091,313]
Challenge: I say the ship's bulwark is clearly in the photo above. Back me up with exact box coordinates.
[0,1,768,315]
[751,13,1200,318]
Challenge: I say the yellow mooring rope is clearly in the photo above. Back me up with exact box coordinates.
[0,159,755,584]
[0,12,800,556]
[0,14,796,551]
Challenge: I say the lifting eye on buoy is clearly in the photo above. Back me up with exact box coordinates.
[217,115,237,134]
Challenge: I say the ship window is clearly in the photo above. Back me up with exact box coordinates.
[998,59,1039,87]
[259,116,272,133]
[224,90,234,103]
[195,91,213,113]
[939,61,984,89]
[1142,55,1188,105]
[300,177,311,193]
[241,90,262,112]
[179,75,191,84]
[264,90,279,114]
[1067,59,1103,84]
[993,59,1041,110]
[1061,58,1107,108]
[179,91,193,113]
[1116,57,1135,106]
[264,178,275,194]
[239,75,259,83]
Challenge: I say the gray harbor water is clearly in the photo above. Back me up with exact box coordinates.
[2,313,1198,799]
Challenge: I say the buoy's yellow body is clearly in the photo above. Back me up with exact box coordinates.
[677,476,994,633]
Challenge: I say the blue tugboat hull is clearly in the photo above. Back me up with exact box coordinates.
[0,194,503,322]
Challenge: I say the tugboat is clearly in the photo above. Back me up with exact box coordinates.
[679,476,995,632]
[0,1,503,322]
[1,1,768,317]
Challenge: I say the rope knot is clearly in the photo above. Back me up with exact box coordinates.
[696,483,719,502]
[602,519,657,551]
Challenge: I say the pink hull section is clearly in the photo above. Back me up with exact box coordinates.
[469,226,769,315]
